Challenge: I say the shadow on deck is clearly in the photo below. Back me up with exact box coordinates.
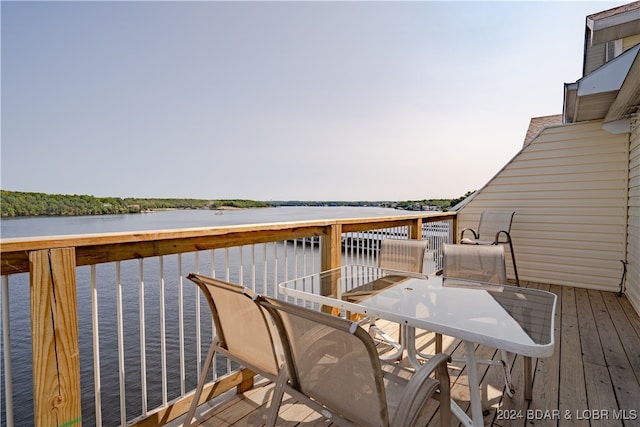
[169,283,640,427]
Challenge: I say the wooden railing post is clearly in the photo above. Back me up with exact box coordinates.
[409,218,423,240]
[320,224,342,313]
[320,223,342,272]
[29,248,82,427]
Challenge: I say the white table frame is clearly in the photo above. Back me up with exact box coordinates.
[279,265,557,427]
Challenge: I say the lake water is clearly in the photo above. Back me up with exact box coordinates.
[0,207,410,426]
[0,206,407,238]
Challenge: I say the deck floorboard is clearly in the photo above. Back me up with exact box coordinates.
[177,284,640,427]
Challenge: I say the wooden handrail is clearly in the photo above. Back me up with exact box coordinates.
[1,213,456,276]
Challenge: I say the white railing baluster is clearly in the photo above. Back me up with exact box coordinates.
[302,238,307,276]
[365,229,371,261]
[310,238,314,272]
[2,275,14,427]
[194,252,201,380]
[116,262,126,426]
[90,266,102,426]
[238,246,244,286]
[209,249,217,380]
[159,256,167,406]
[250,245,256,293]
[263,243,268,297]
[224,248,230,282]
[294,239,297,277]
[138,259,147,416]
[285,240,290,283]
[210,249,216,279]
[273,242,278,298]
[178,254,185,397]
[220,249,231,371]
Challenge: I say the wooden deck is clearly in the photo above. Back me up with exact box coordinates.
[176,283,640,427]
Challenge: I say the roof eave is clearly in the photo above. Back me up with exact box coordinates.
[604,52,640,127]
[587,5,640,45]
[563,44,640,124]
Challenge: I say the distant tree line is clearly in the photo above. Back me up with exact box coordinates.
[447,191,475,208]
[394,191,475,211]
[0,190,474,217]
[0,190,271,217]
[271,201,385,207]
[270,191,475,211]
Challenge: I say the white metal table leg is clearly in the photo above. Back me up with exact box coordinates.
[406,327,478,427]
[464,341,484,427]
[405,326,423,369]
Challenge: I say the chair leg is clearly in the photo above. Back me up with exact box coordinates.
[500,350,515,397]
[507,240,520,286]
[436,357,451,427]
[184,340,217,427]
[265,370,288,427]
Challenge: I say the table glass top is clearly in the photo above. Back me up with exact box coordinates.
[279,264,557,355]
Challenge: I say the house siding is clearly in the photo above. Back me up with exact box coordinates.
[457,121,628,291]
[623,33,640,50]
[584,42,606,75]
[628,120,640,313]
[583,33,640,76]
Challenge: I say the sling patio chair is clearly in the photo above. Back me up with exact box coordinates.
[407,242,506,366]
[183,273,282,427]
[442,243,507,287]
[377,238,429,274]
[459,210,520,286]
[257,294,452,427]
[439,243,517,397]
[357,238,430,360]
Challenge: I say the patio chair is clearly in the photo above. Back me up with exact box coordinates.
[460,210,520,286]
[378,238,429,274]
[442,243,507,285]
[371,238,429,359]
[183,273,282,427]
[257,295,452,427]
[440,243,517,397]
[424,243,507,358]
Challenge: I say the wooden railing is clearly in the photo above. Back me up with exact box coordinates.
[0,211,456,426]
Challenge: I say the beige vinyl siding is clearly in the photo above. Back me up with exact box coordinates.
[584,34,640,76]
[623,33,640,51]
[584,42,606,75]
[458,121,628,291]
[627,121,640,313]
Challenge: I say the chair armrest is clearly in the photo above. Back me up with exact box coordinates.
[494,230,512,245]
[393,353,451,426]
[460,228,478,241]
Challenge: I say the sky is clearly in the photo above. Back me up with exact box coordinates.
[0,1,623,201]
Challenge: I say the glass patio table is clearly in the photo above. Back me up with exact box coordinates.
[278,264,557,427]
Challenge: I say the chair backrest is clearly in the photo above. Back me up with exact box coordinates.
[378,238,428,273]
[443,243,507,284]
[258,296,390,427]
[477,210,515,243]
[187,273,280,378]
